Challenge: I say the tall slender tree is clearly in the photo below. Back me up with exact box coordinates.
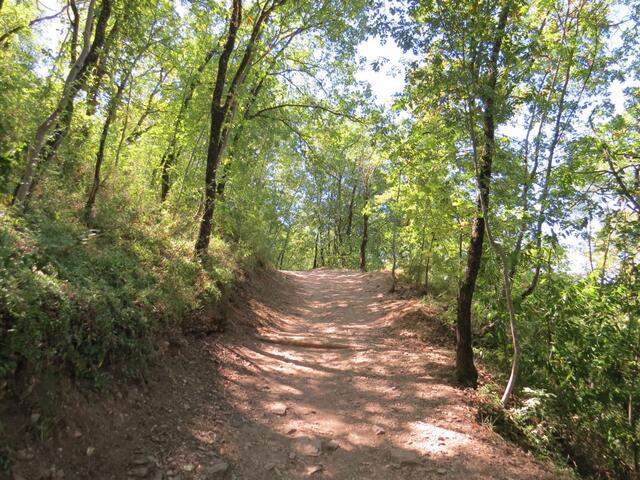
[13,0,114,207]
[195,0,286,256]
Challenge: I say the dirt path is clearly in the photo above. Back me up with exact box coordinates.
[6,269,564,480]
[212,269,560,479]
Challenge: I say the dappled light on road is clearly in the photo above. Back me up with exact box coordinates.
[209,269,560,479]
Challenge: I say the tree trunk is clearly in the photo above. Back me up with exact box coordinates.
[475,96,520,404]
[195,101,229,255]
[390,224,398,292]
[346,183,356,236]
[425,233,435,294]
[160,149,177,201]
[390,171,402,293]
[600,226,613,285]
[194,0,242,256]
[456,215,483,387]
[278,228,291,269]
[12,0,113,207]
[160,48,216,202]
[313,230,319,269]
[360,213,369,272]
[195,0,282,257]
[335,174,343,246]
[69,0,80,64]
[84,75,127,221]
[41,101,74,165]
[86,19,120,116]
[455,3,509,388]
[424,257,431,293]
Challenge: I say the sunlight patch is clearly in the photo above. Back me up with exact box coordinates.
[408,422,471,455]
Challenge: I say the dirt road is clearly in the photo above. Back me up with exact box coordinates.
[6,269,565,480]
[212,270,561,479]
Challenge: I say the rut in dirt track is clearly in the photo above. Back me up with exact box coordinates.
[213,269,562,479]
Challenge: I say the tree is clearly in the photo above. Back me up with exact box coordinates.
[13,0,114,207]
[195,0,286,257]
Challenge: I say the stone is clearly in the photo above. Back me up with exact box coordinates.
[306,465,323,475]
[375,427,385,435]
[389,448,421,466]
[207,460,230,474]
[86,447,96,457]
[437,468,448,475]
[127,466,151,478]
[271,403,287,416]
[321,440,339,452]
[295,438,322,457]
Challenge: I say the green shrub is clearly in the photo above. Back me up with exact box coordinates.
[0,204,238,388]
[477,273,639,478]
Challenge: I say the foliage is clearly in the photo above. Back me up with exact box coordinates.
[0,202,237,385]
[0,0,639,477]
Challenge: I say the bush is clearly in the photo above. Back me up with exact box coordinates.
[0,204,238,389]
[477,273,640,478]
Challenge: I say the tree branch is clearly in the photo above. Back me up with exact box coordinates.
[0,5,69,45]
[247,102,362,122]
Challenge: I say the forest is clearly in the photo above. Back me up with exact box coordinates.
[0,0,639,478]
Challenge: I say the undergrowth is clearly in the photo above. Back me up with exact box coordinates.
[475,355,631,480]
[0,202,242,394]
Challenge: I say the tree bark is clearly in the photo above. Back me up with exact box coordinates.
[425,233,435,294]
[278,227,291,269]
[194,0,242,256]
[84,72,128,221]
[456,214,483,387]
[335,174,343,246]
[69,0,80,64]
[195,0,283,257]
[359,174,371,272]
[390,171,402,292]
[160,48,216,201]
[12,0,113,207]
[86,19,120,116]
[455,3,509,388]
[345,183,356,236]
[313,229,319,269]
[359,213,369,272]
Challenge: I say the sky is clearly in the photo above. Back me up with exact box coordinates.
[355,37,407,107]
